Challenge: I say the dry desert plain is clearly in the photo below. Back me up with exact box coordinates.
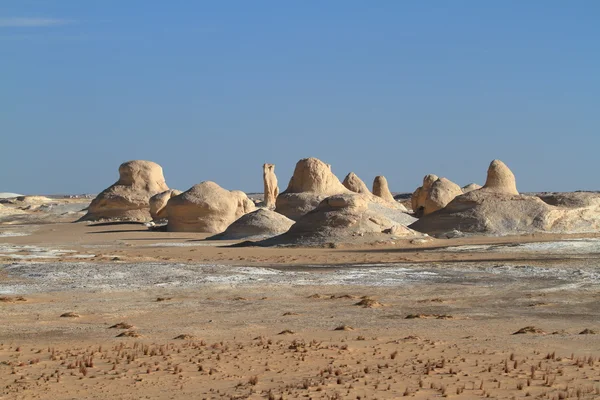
[0,200,599,400]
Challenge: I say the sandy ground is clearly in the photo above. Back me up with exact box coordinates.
[3,222,600,266]
[1,221,599,399]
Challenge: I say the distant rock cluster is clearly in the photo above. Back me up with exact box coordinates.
[410,160,600,236]
[77,156,600,245]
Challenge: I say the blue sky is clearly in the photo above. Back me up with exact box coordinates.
[1,1,599,195]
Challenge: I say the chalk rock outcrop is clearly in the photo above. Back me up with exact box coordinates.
[263,164,279,209]
[343,173,408,212]
[462,183,482,193]
[265,193,418,246]
[208,209,294,240]
[372,176,396,203]
[0,193,23,199]
[275,158,350,220]
[81,160,169,221]
[423,178,463,215]
[481,160,519,195]
[343,172,371,194]
[410,160,600,236]
[0,203,27,216]
[166,182,255,233]
[14,196,53,204]
[149,189,182,220]
[411,174,438,216]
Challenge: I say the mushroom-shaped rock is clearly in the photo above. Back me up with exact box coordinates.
[482,160,518,195]
[149,189,182,220]
[81,160,169,222]
[166,182,255,233]
[275,158,350,220]
[462,183,482,194]
[423,178,463,215]
[343,172,371,194]
[372,176,396,203]
[263,164,279,209]
[208,209,294,240]
[262,193,418,246]
[411,174,438,217]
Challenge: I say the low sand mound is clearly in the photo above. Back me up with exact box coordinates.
[410,161,600,236]
[149,189,181,220]
[276,158,350,220]
[80,160,169,222]
[208,209,294,240]
[259,193,418,246]
[166,181,255,233]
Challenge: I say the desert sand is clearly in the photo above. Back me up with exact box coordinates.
[1,158,600,400]
[1,216,599,399]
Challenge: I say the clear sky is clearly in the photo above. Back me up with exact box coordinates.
[2,1,599,195]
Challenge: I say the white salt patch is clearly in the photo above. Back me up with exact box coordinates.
[1,261,599,294]
[0,244,77,259]
[0,232,29,237]
[142,242,220,247]
[436,239,600,255]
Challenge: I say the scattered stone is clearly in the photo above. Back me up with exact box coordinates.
[334,325,355,331]
[410,238,432,245]
[579,328,597,335]
[355,298,384,308]
[60,312,80,318]
[109,322,134,329]
[416,298,444,303]
[117,330,142,338]
[308,294,330,299]
[0,296,26,303]
[513,326,546,335]
[333,294,360,300]
[173,334,196,340]
[405,314,453,319]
